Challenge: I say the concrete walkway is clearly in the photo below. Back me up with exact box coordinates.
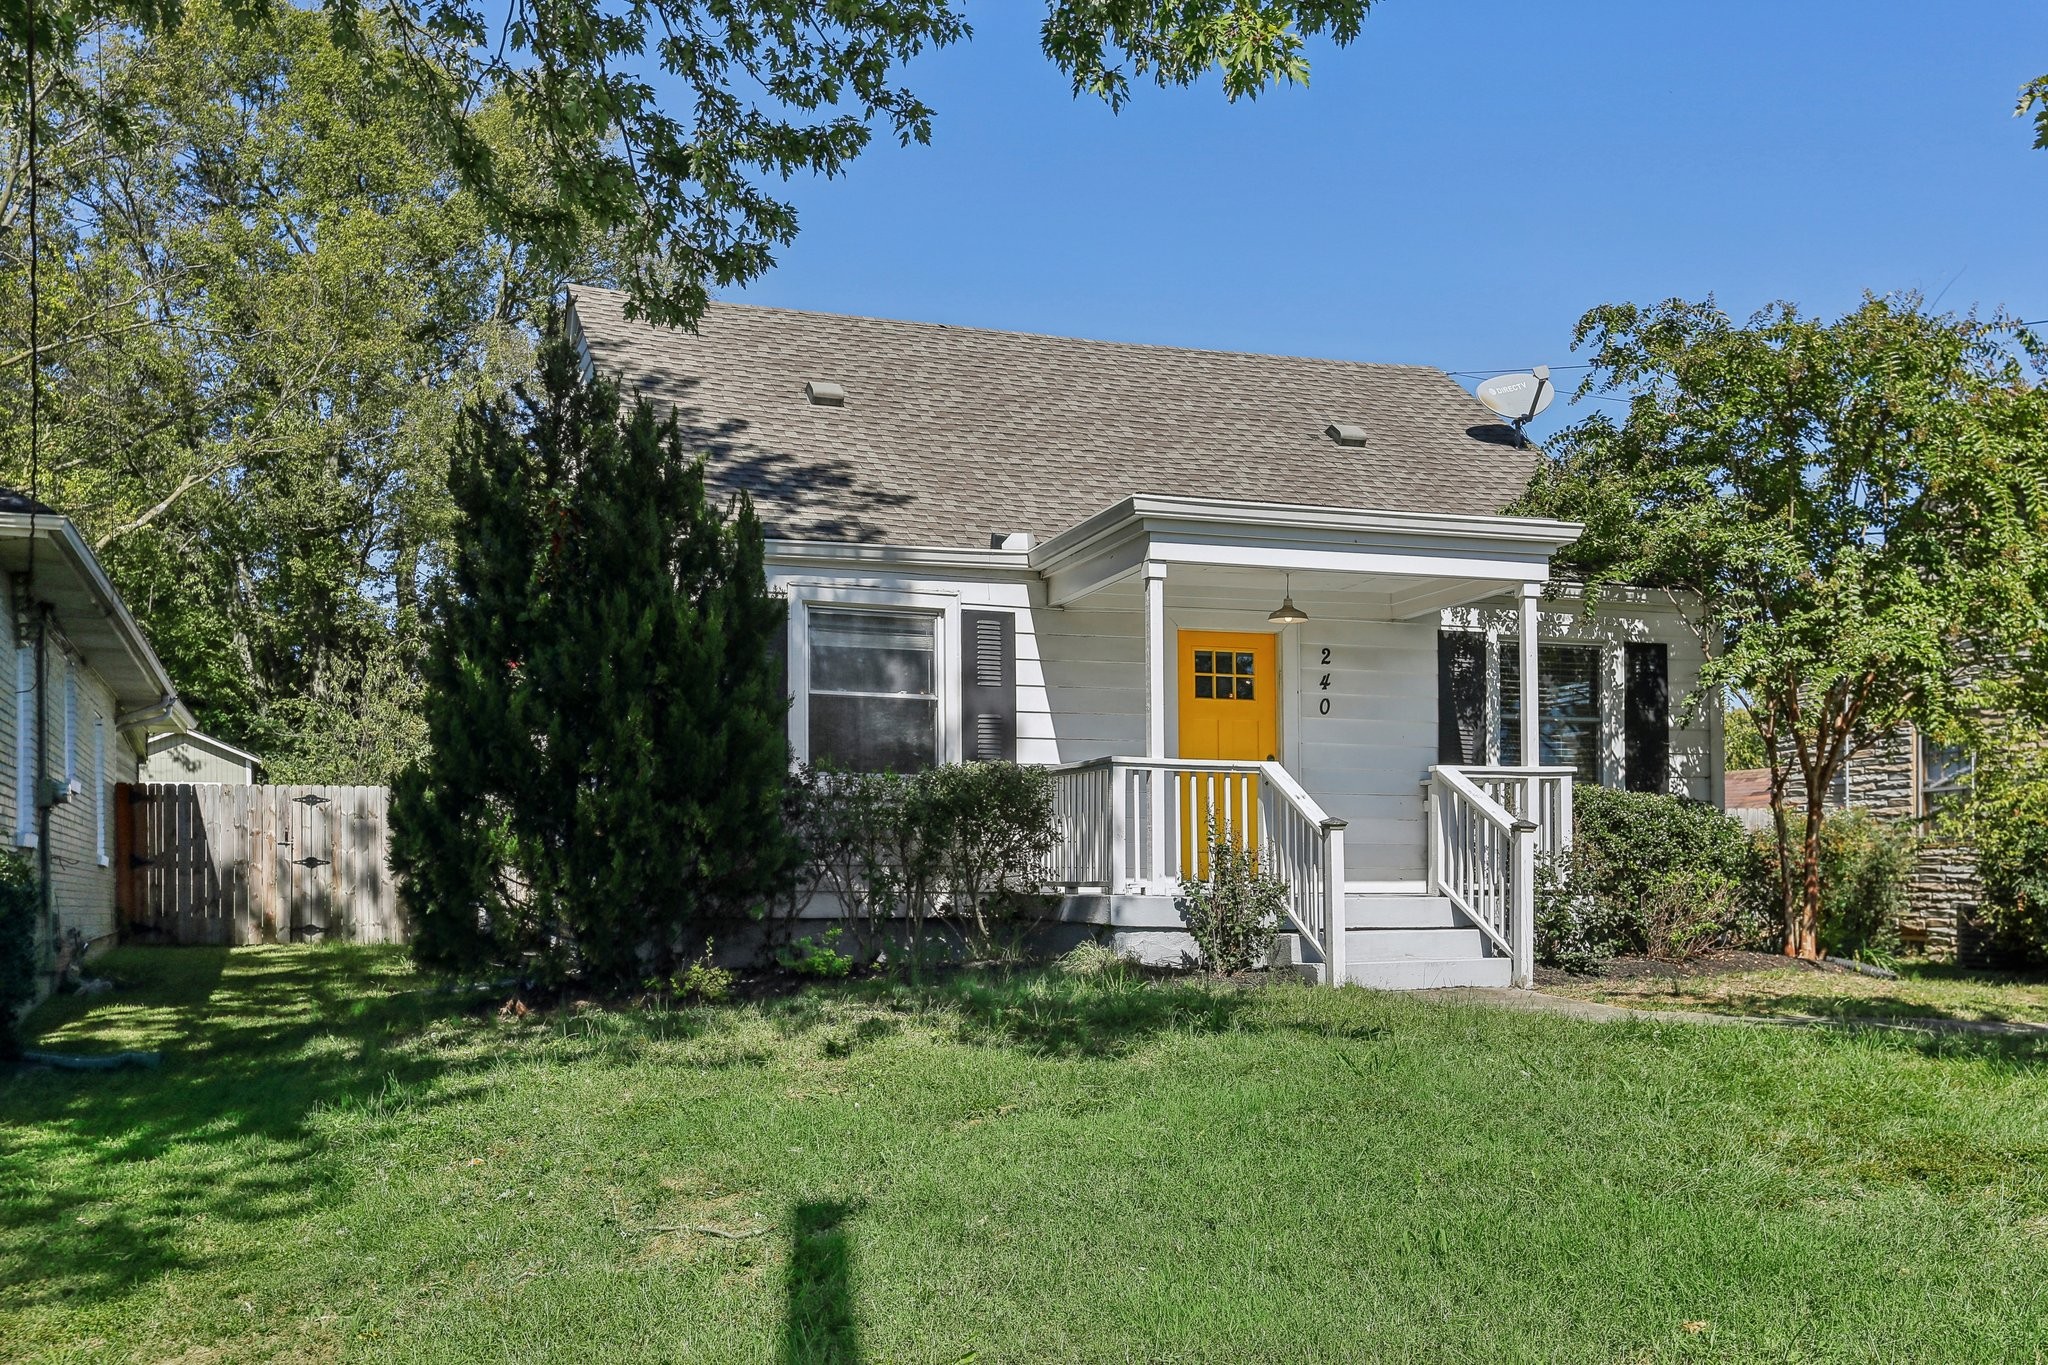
[1434,987,2048,1039]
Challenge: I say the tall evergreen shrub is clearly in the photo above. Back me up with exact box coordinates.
[0,853,40,1058]
[390,316,797,989]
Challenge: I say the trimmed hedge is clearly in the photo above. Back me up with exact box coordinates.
[1537,786,1772,971]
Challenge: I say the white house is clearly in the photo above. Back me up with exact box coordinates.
[139,729,264,784]
[0,490,189,989]
[569,291,1722,989]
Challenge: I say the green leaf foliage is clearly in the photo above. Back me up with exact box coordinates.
[792,761,1058,973]
[4,2,1379,329]
[2,2,618,780]
[1515,295,2048,957]
[1949,733,2048,966]
[388,314,798,991]
[0,851,38,1057]
[1813,811,1915,964]
[1535,785,1771,971]
[2019,74,2048,152]
[1177,829,1288,975]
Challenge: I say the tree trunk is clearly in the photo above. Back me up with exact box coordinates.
[1784,801,1825,960]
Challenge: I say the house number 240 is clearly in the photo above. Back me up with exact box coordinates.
[1317,647,1332,715]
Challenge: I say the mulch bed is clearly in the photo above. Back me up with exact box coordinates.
[1535,948,1843,989]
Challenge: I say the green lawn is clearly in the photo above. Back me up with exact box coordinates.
[5,947,2048,1363]
[1546,960,2048,1027]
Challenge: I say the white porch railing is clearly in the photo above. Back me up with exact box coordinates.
[1423,765,1576,988]
[1047,757,1347,985]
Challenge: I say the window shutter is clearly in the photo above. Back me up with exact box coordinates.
[960,610,1016,762]
[1624,641,1669,792]
[1437,631,1486,765]
[766,604,791,754]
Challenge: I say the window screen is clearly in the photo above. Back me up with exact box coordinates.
[807,608,938,773]
[1499,642,1603,783]
[1919,733,1972,818]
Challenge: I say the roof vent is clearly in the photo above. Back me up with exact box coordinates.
[991,531,1034,551]
[805,380,847,407]
[1325,423,1368,448]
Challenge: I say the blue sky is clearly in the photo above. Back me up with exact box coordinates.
[723,1,2048,437]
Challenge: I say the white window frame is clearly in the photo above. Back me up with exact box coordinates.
[94,716,108,866]
[785,582,961,769]
[1484,631,1623,787]
[14,644,34,848]
[1917,731,1973,820]
[62,657,77,788]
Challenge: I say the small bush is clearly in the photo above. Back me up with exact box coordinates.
[1951,747,2048,967]
[1815,811,1915,962]
[1055,941,1129,979]
[1177,833,1288,975]
[678,939,735,1003]
[777,928,855,979]
[0,852,38,1058]
[796,761,1057,973]
[1535,786,1772,968]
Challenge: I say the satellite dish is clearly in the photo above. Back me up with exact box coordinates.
[1475,365,1555,423]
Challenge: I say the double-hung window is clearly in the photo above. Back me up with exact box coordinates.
[806,608,939,774]
[1919,733,1972,819]
[1497,642,1603,783]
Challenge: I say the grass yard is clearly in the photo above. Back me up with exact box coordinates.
[1545,957,2048,1028]
[5,948,2048,1363]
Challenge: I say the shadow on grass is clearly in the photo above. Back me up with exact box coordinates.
[1,945,496,1313]
[783,1198,863,1364]
[859,968,1268,1059]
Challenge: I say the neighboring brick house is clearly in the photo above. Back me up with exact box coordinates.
[1725,724,1976,960]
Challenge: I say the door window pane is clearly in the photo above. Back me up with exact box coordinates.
[1190,645,1259,704]
[807,608,938,773]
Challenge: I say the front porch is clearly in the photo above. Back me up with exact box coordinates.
[1022,496,1583,988]
[1042,755,1573,988]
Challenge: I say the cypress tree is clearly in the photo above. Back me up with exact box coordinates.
[391,314,797,988]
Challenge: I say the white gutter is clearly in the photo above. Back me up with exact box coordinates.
[0,511,185,710]
[767,539,1033,574]
[1031,494,1585,575]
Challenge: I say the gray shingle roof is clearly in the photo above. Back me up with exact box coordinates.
[568,287,1540,548]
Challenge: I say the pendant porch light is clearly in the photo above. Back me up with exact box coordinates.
[1267,573,1308,625]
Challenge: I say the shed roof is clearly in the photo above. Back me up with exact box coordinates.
[567,288,1542,549]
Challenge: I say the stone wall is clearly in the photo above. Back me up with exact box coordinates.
[1768,726,1978,962]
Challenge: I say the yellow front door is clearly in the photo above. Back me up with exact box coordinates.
[1178,631,1278,760]
[1176,631,1278,878]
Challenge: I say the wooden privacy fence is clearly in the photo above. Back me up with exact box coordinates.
[116,784,404,945]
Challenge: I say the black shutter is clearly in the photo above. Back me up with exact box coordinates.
[1624,641,1669,792]
[767,603,792,756]
[1437,631,1486,765]
[961,610,1016,762]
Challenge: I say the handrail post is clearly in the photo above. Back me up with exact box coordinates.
[1108,761,1129,892]
[1424,770,1442,897]
[1321,818,1347,987]
[1511,818,1537,989]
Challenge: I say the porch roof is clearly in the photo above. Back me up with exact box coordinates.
[1030,495,1582,613]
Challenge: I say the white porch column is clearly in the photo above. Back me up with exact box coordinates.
[1142,561,1170,890]
[1518,581,1541,767]
[1144,561,1168,759]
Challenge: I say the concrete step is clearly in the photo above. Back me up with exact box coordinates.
[1345,926,1489,962]
[1344,895,1462,930]
[1343,955,1512,990]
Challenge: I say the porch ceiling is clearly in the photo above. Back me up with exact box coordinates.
[1063,563,1519,619]
[1033,495,1581,613]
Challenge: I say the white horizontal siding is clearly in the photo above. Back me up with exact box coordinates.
[1446,589,1719,804]
[767,563,1720,886]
